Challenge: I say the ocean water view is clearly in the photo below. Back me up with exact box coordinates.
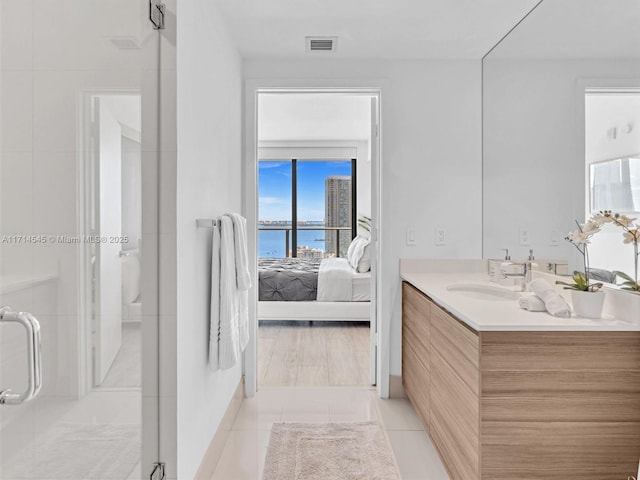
[258,227,327,257]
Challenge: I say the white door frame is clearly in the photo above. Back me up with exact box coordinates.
[242,82,388,398]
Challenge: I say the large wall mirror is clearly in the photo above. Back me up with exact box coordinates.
[482,0,640,280]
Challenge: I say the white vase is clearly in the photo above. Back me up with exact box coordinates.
[570,290,605,319]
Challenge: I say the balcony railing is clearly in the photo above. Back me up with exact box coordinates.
[258,226,352,258]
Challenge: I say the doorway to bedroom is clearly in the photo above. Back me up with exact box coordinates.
[254,92,379,388]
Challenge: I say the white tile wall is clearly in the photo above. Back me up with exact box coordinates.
[0,71,33,152]
[0,0,34,70]
[0,152,34,234]
[32,0,145,72]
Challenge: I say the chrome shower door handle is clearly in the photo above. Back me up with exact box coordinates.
[0,307,42,405]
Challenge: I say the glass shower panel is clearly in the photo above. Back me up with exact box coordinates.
[0,1,161,479]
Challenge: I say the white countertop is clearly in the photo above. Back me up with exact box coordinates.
[401,269,640,332]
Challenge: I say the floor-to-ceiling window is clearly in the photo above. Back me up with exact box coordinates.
[258,159,356,259]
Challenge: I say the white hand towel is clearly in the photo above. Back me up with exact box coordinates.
[225,213,250,353]
[528,278,572,318]
[518,294,546,312]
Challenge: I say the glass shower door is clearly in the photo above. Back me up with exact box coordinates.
[0,1,162,478]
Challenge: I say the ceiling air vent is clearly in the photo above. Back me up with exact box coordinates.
[306,36,337,53]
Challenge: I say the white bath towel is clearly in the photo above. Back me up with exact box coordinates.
[518,294,546,312]
[528,278,572,318]
[209,222,222,371]
[226,213,250,354]
[227,213,251,291]
[210,216,242,371]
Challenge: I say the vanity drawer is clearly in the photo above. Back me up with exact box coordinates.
[430,348,480,480]
[403,333,430,428]
[431,303,479,395]
[402,282,431,350]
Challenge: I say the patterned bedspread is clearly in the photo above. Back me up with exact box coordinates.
[258,258,321,301]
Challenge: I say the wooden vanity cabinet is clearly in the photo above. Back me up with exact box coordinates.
[429,302,480,480]
[401,281,640,480]
[402,282,480,480]
[401,282,431,428]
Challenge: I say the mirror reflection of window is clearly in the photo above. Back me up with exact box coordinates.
[590,157,640,213]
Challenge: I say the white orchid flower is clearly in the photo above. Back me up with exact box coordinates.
[581,221,601,235]
[567,230,590,245]
[615,215,637,228]
[589,213,610,225]
[623,229,640,244]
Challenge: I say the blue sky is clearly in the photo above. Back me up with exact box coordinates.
[258,160,351,221]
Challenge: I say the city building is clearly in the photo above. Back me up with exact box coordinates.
[324,175,352,257]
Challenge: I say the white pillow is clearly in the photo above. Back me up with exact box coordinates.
[357,242,371,273]
[347,236,371,272]
[347,236,360,267]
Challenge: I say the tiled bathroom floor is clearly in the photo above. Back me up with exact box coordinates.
[0,390,141,480]
[210,387,450,480]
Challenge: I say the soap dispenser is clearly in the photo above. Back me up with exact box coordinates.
[498,249,516,285]
[527,249,538,283]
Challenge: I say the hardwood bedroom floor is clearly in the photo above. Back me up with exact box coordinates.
[258,321,371,387]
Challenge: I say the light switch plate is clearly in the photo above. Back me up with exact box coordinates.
[519,226,530,246]
[406,227,416,246]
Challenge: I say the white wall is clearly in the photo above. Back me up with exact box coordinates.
[356,140,372,221]
[175,1,243,479]
[482,59,640,268]
[245,59,483,378]
[259,94,371,141]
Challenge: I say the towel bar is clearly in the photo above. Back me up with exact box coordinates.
[196,219,218,228]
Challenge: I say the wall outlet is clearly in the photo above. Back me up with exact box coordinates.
[435,228,446,246]
[406,227,416,246]
[519,226,530,246]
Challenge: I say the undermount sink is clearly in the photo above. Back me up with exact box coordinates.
[446,284,521,301]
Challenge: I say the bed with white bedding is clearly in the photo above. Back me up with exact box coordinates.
[258,235,372,321]
[258,257,370,302]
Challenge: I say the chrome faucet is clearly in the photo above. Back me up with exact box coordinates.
[501,250,534,291]
[501,262,530,291]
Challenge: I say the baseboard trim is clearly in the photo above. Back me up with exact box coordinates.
[194,376,245,479]
[389,375,406,398]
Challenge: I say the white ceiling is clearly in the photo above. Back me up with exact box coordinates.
[489,0,640,59]
[258,94,371,141]
[215,0,539,59]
